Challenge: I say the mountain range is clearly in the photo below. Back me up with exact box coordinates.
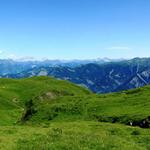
[2,57,150,93]
[0,58,121,75]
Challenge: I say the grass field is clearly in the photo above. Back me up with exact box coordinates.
[0,121,150,150]
[0,76,150,149]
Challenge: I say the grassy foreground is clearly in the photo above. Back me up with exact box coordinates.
[0,76,150,149]
[1,121,150,150]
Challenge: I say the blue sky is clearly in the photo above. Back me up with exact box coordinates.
[0,0,150,60]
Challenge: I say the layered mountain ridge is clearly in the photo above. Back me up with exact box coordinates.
[2,57,150,93]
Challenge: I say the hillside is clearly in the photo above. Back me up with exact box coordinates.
[20,80,150,128]
[0,76,150,149]
[3,57,150,93]
[1,76,150,126]
[0,76,90,125]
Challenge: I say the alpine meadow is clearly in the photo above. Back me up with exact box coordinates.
[0,0,150,150]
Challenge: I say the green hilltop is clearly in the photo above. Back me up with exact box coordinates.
[0,76,150,150]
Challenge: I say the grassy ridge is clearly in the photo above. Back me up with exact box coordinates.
[0,76,150,149]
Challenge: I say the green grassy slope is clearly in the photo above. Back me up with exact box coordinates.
[22,82,150,127]
[0,76,91,125]
[0,76,150,149]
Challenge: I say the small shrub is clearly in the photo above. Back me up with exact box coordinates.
[131,130,140,135]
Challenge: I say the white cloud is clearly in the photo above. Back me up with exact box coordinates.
[7,54,17,60]
[107,46,131,50]
[0,50,38,61]
[7,54,36,61]
[18,56,35,61]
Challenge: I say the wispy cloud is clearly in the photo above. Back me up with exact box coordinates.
[7,54,36,61]
[106,46,131,50]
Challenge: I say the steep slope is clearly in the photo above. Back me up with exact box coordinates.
[116,68,150,91]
